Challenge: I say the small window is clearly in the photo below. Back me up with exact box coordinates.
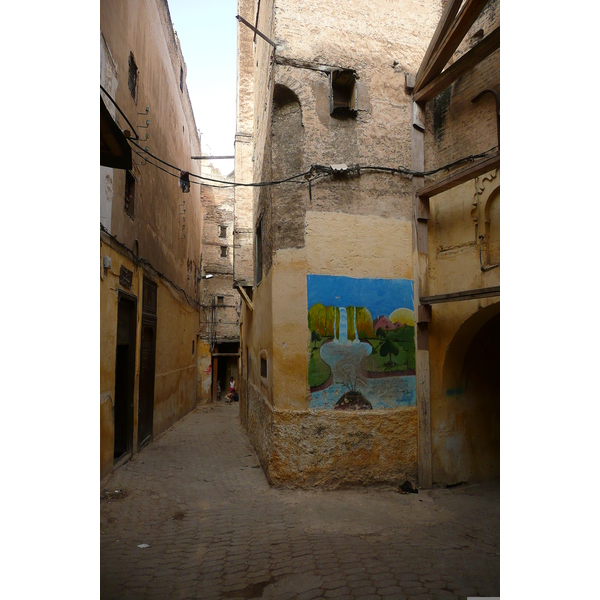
[220,246,228,258]
[192,340,195,355]
[128,53,138,103]
[260,357,267,378]
[180,66,184,92]
[330,69,357,117]
[219,225,227,238]
[217,296,224,306]
[124,171,135,217]
[256,219,263,284]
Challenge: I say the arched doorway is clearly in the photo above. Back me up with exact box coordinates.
[433,303,500,483]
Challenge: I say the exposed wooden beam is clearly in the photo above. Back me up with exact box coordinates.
[254,0,261,43]
[420,286,500,305]
[415,0,464,92]
[235,284,254,312]
[411,98,432,490]
[415,0,490,94]
[236,14,277,49]
[417,304,432,323]
[191,155,235,160]
[418,153,499,199]
[414,26,499,103]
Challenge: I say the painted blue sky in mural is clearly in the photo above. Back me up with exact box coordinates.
[307,275,414,319]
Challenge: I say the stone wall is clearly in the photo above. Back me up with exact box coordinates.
[235,0,443,488]
[200,165,241,344]
[424,0,499,178]
[233,0,256,288]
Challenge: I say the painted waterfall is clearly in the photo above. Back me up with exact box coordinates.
[307,274,417,410]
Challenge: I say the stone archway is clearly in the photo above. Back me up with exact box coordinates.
[433,303,500,483]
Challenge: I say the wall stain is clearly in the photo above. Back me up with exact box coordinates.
[432,86,452,144]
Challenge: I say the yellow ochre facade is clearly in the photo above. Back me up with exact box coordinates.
[100,0,210,480]
[235,0,500,488]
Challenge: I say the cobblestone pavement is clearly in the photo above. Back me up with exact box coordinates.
[100,404,500,600]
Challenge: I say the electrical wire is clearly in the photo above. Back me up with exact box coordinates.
[130,146,233,189]
[131,147,201,184]
[106,85,499,189]
[100,85,140,141]
[130,136,498,190]
[129,139,314,187]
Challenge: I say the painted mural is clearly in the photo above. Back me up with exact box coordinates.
[307,275,417,410]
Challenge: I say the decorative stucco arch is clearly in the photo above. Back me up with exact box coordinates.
[472,169,500,270]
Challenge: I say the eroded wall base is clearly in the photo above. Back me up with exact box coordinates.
[246,382,418,489]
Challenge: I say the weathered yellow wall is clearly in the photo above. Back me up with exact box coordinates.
[100,397,114,477]
[237,252,275,459]
[101,0,208,480]
[240,212,419,487]
[419,1,500,486]
[306,212,413,280]
[100,244,121,398]
[427,171,500,484]
[100,240,139,480]
[152,284,199,436]
[271,249,309,410]
[100,235,201,480]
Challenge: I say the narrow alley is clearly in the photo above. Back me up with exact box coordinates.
[100,404,499,600]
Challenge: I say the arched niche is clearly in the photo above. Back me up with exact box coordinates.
[435,303,500,483]
[271,84,306,251]
[272,84,304,177]
[485,187,500,266]
[474,169,499,270]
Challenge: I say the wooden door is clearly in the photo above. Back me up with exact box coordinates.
[114,294,136,461]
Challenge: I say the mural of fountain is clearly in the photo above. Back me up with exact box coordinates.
[338,307,348,343]
[333,306,338,341]
[321,307,371,383]
[307,274,417,409]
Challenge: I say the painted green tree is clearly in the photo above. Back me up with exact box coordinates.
[380,339,399,366]
[308,304,339,338]
[379,339,408,368]
[310,329,321,355]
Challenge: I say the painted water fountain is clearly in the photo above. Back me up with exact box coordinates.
[307,275,418,410]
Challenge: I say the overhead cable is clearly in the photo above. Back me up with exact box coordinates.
[100,85,140,141]
[104,84,498,188]
[130,137,498,189]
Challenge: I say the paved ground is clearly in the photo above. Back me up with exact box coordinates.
[100,403,500,600]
